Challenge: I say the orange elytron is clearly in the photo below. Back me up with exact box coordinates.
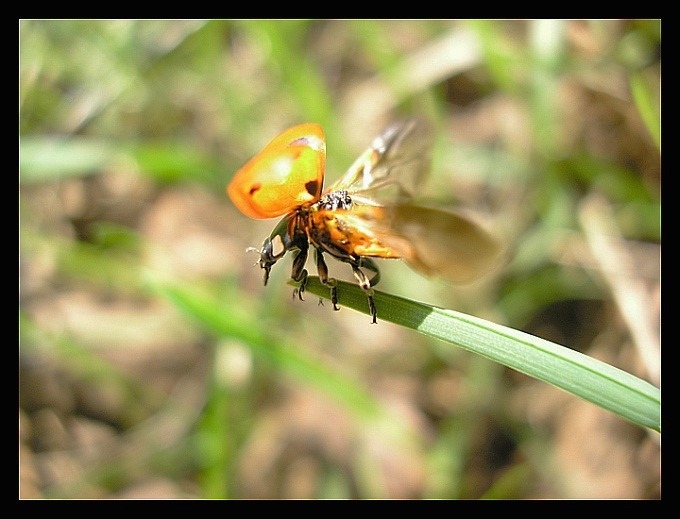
[228,119,501,323]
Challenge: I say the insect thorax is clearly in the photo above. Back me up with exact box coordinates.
[316,190,352,211]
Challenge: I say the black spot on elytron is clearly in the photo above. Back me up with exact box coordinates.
[249,183,262,196]
[305,180,320,197]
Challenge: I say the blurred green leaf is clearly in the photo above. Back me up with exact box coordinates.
[131,142,220,185]
[630,71,661,151]
[246,20,334,127]
[147,276,384,421]
[20,138,118,182]
[19,136,222,186]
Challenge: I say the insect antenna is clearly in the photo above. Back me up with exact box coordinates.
[245,246,261,267]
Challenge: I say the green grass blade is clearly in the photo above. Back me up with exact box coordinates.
[146,277,382,421]
[19,138,117,182]
[630,72,661,152]
[300,277,660,432]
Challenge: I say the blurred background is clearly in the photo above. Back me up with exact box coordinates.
[19,20,660,499]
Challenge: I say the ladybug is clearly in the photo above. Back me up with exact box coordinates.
[228,119,501,323]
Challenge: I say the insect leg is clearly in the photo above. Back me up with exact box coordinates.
[291,247,309,301]
[359,258,381,287]
[350,262,379,324]
[315,249,339,311]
